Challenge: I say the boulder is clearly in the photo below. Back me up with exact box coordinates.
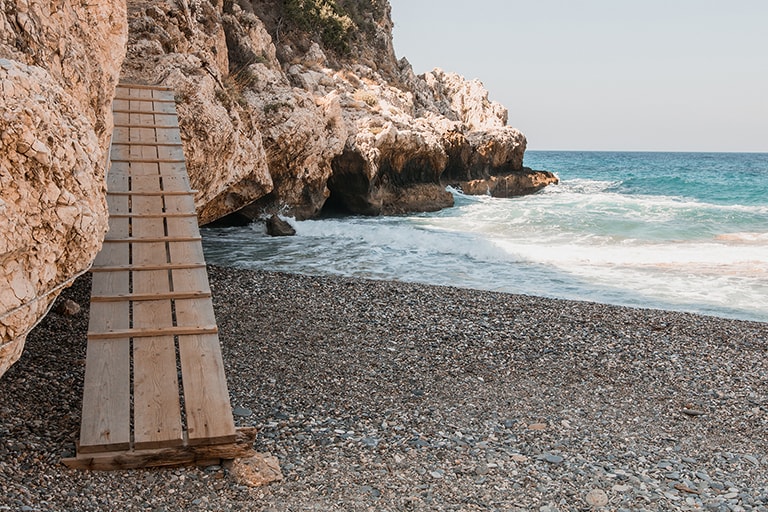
[265,215,296,237]
[455,170,560,198]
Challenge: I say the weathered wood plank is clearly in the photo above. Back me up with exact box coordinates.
[165,216,200,237]
[90,291,212,302]
[62,428,257,471]
[169,240,206,265]
[156,145,185,161]
[103,236,201,243]
[113,123,180,129]
[171,267,210,294]
[91,262,206,272]
[175,296,235,445]
[132,334,184,450]
[107,190,197,196]
[110,158,185,164]
[116,83,173,91]
[110,141,181,147]
[178,333,236,445]
[88,325,218,340]
[130,184,184,450]
[108,213,198,219]
[158,175,192,193]
[132,294,183,450]
[82,200,130,453]
[112,104,175,115]
[78,336,131,453]
[106,169,129,192]
[80,282,131,454]
[162,194,197,214]
[152,128,182,145]
[113,96,175,103]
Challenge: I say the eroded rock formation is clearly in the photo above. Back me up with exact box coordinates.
[125,0,556,220]
[0,0,557,376]
[0,0,127,376]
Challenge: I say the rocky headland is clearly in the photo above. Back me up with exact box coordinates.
[0,1,557,374]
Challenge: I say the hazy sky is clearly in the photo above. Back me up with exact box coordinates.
[388,0,768,152]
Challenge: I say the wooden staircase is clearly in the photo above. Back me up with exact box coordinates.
[63,84,254,470]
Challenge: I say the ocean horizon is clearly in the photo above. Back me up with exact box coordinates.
[202,150,768,323]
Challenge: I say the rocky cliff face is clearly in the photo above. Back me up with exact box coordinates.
[124,0,556,221]
[0,1,127,377]
[0,0,555,376]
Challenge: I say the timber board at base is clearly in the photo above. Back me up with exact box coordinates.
[62,428,258,471]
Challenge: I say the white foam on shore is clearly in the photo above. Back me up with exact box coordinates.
[202,179,768,323]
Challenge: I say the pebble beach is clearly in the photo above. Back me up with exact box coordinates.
[1,265,767,511]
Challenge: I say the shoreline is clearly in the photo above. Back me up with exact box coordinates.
[1,265,767,511]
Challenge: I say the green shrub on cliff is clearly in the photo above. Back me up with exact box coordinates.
[283,0,355,54]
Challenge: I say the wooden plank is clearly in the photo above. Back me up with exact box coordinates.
[91,262,206,272]
[153,128,183,145]
[82,208,130,453]
[62,428,257,470]
[107,168,130,190]
[110,158,186,164]
[159,175,192,193]
[92,241,130,268]
[156,145,185,161]
[165,216,200,237]
[111,145,181,161]
[113,96,176,103]
[106,195,130,215]
[171,267,210,294]
[142,113,177,126]
[80,266,131,453]
[110,141,182,147]
[78,336,131,453]
[169,240,206,265]
[88,325,218,340]
[113,123,180,129]
[116,83,173,91]
[93,195,128,267]
[103,236,202,243]
[132,328,183,450]
[175,296,235,445]
[130,185,184,450]
[107,190,197,196]
[111,126,130,142]
[178,334,236,445]
[163,195,197,215]
[109,213,198,219]
[158,162,189,176]
[113,105,175,115]
[91,291,212,302]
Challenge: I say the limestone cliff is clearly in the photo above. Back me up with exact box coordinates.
[124,0,556,220]
[0,0,556,377]
[0,1,127,377]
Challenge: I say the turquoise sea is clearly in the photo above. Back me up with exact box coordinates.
[202,151,768,323]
